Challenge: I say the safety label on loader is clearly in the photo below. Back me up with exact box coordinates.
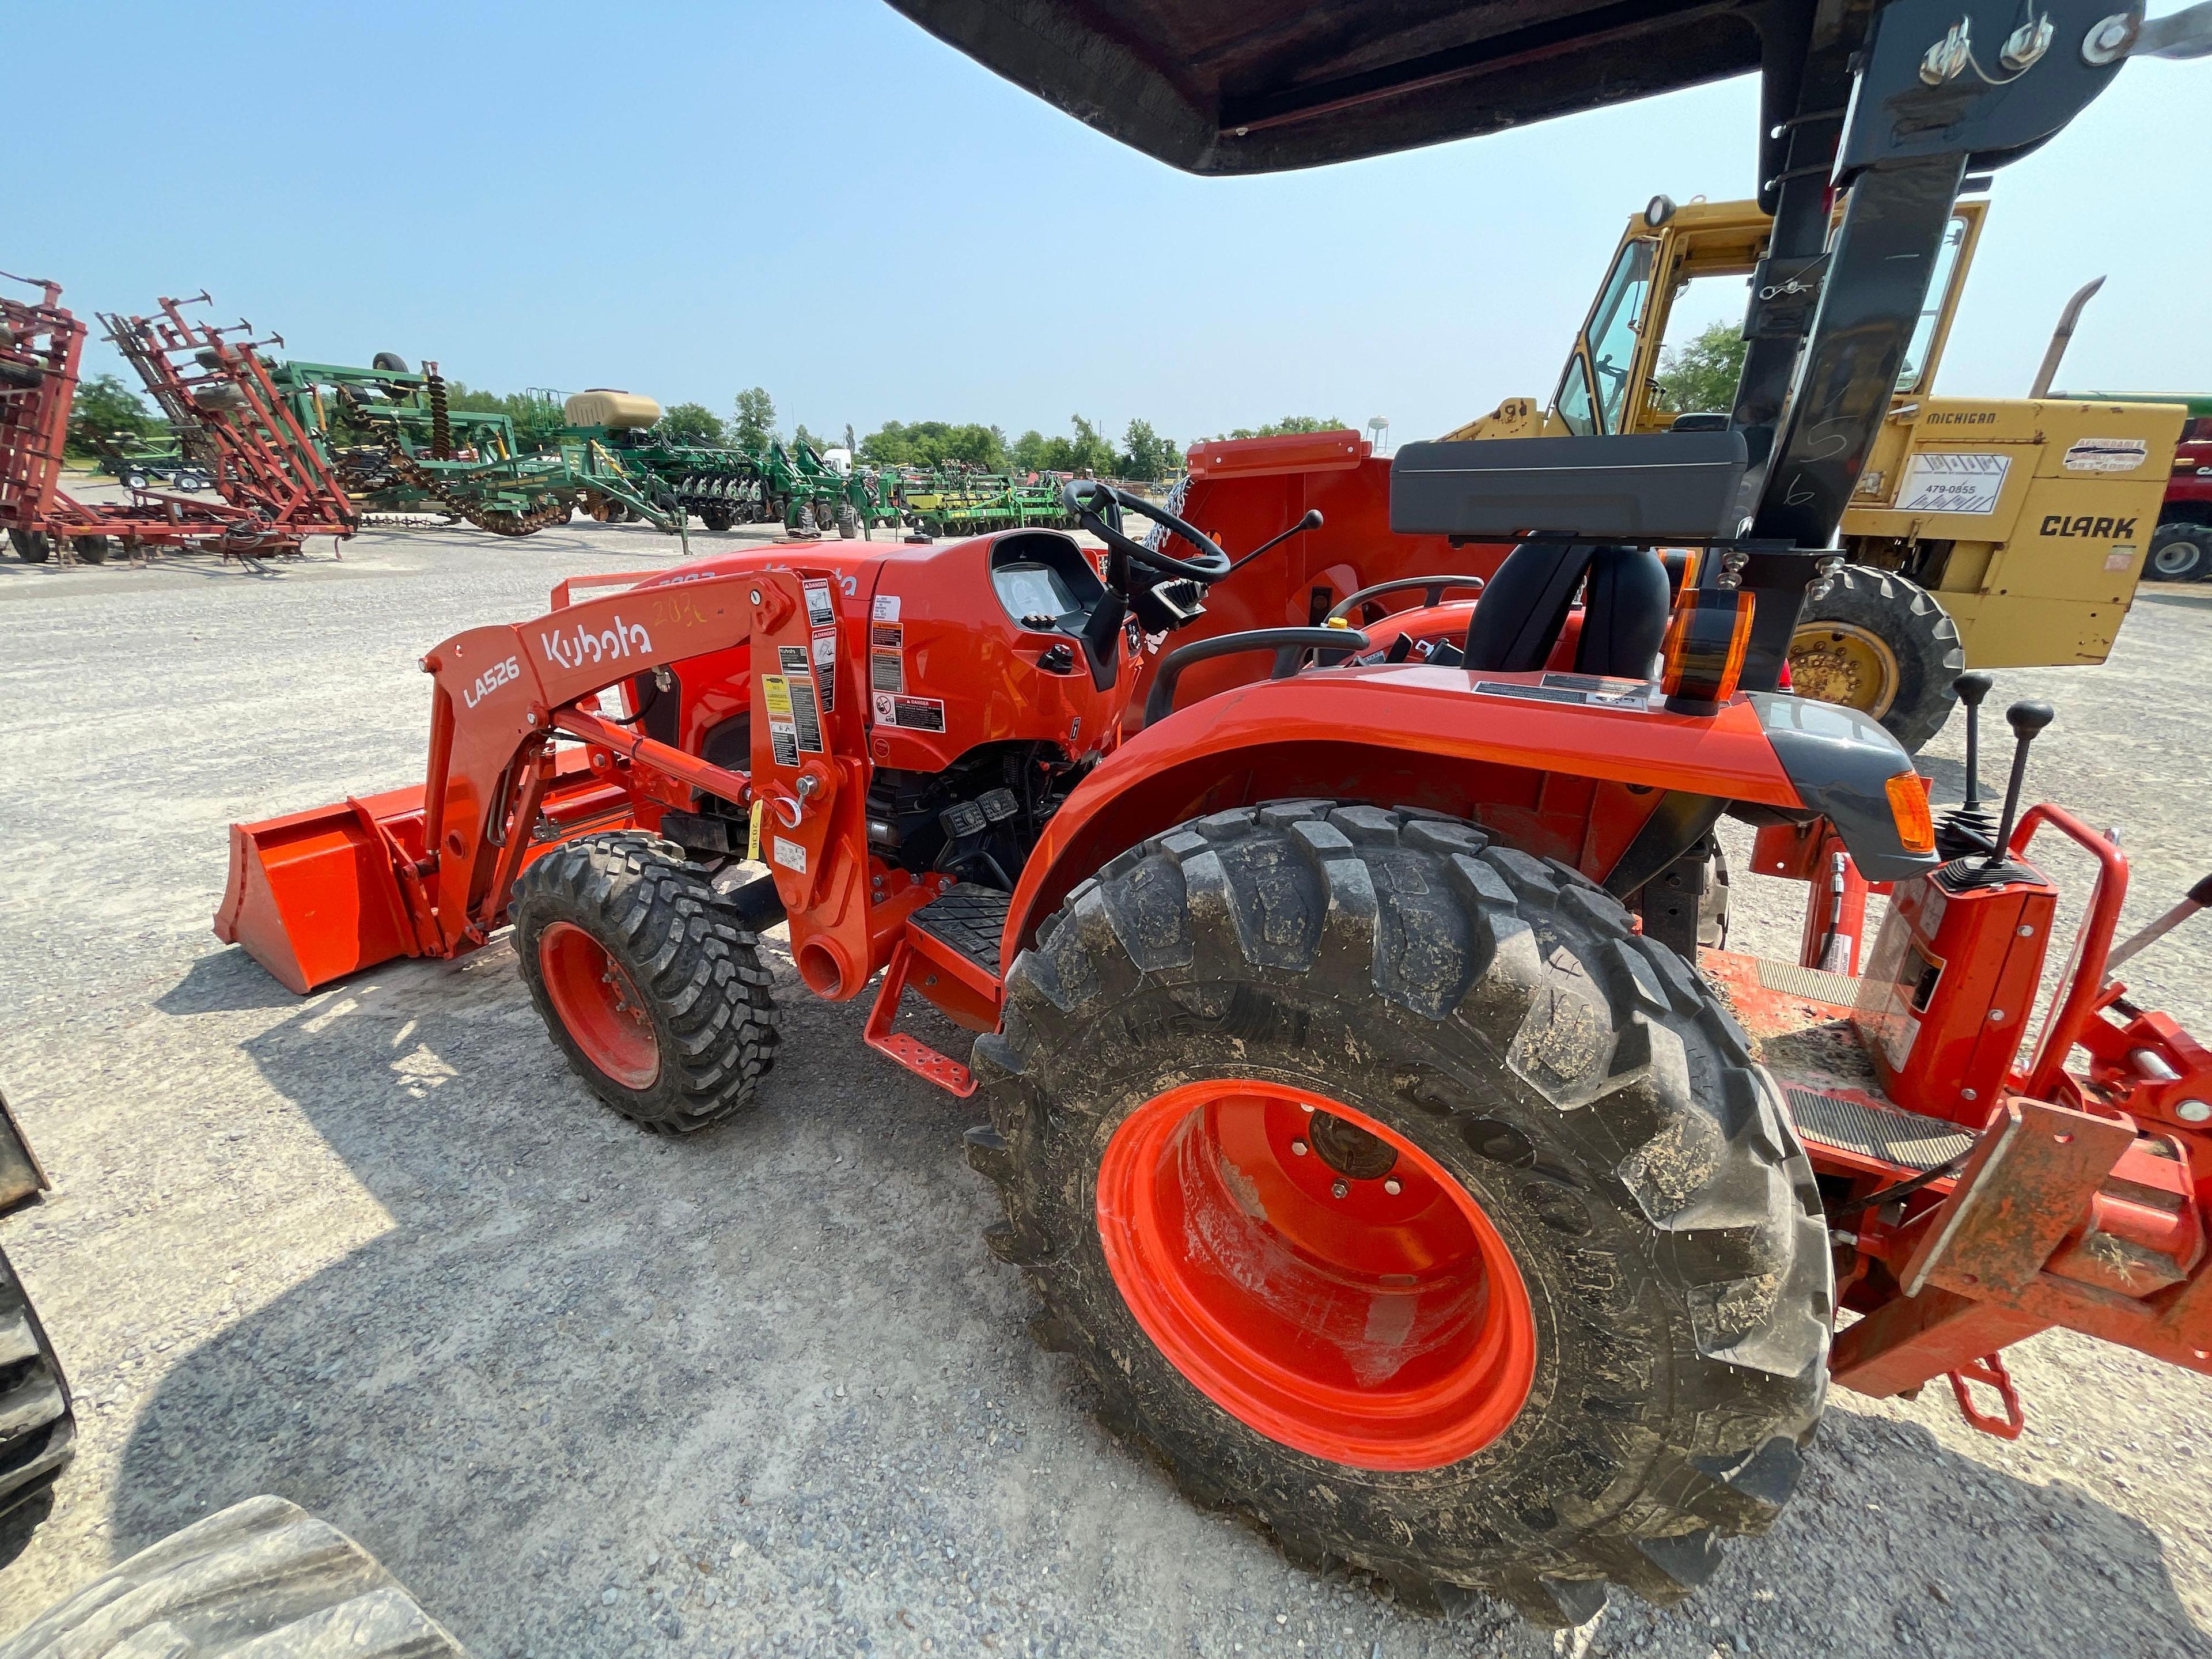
[872,594,901,623]
[1895,452,2010,514]
[760,675,800,767]
[874,692,944,732]
[779,641,837,713]
[870,623,905,695]
[787,673,825,753]
[772,836,807,874]
[804,579,836,628]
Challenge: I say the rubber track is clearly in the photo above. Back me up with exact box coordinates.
[0,1494,469,1657]
[513,832,778,1135]
[970,802,1831,1627]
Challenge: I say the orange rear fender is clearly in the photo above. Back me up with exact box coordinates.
[1002,665,1806,965]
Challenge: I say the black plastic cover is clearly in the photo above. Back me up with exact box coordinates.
[884,0,1778,175]
[1390,431,1750,544]
[1747,692,1940,883]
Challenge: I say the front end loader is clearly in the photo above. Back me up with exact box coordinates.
[214,0,2212,1629]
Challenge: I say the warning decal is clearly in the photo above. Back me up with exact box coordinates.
[772,836,808,874]
[872,593,901,623]
[873,692,945,732]
[803,579,836,627]
[787,673,825,753]
[812,630,837,710]
[760,675,799,767]
[871,647,905,694]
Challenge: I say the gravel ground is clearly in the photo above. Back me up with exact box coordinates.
[2,517,2211,1658]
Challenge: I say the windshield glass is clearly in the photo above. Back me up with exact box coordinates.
[1896,214,1969,393]
[1585,238,1656,433]
[1554,355,1597,436]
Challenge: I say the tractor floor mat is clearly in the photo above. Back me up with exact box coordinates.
[910,884,1012,974]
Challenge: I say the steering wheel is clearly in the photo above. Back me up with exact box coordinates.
[1062,479,1232,583]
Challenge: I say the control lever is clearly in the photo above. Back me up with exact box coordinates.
[1224,509,1324,577]
[1983,700,2055,872]
[1934,672,1998,860]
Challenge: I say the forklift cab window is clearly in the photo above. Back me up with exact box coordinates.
[1584,238,1656,433]
[1895,214,1969,394]
[1554,354,1598,435]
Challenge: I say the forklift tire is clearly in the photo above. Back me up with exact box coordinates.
[510,832,779,1135]
[1787,565,1963,752]
[73,536,109,565]
[974,803,1830,1627]
[0,1495,469,1658]
[2147,520,2212,583]
[9,532,50,565]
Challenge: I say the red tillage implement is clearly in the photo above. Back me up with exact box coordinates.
[1,275,353,563]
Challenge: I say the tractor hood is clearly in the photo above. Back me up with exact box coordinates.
[883,0,1783,175]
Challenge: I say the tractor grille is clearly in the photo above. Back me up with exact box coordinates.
[1782,1085,1976,1173]
[910,884,1012,974]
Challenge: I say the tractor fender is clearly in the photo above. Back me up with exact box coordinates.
[1001,666,1754,965]
[1001,665,1935,967]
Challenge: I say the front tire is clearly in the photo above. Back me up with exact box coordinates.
[511,832,778,1134]
[972,803,1830,1626]
[1788,565,1963,752]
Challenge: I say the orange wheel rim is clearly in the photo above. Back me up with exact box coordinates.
[1096,1079,1536,1471]
[537,921,660,1090]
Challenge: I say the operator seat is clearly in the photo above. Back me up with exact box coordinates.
[1463,541,1673,679]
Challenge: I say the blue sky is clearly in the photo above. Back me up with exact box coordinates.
[20,1,2209,451]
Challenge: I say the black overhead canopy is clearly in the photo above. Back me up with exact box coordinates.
[883,0,1802,176]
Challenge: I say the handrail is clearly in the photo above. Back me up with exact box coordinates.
[2012,802,2130,1101]
[1141,626,1369,730]
[1325,574,1484,623]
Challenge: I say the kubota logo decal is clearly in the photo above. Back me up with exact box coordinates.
[540,613,652,670]
[464,656,521,709]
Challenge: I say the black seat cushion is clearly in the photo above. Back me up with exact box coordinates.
[1463,541,1671,679]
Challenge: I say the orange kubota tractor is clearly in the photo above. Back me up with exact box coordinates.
[217,0,2212,1629]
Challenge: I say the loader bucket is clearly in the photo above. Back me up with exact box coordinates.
[214,784,429,994]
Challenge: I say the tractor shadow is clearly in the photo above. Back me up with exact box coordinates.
[112,942,2211,1658]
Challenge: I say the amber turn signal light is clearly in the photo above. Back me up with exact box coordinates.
[1885,771,1936,854]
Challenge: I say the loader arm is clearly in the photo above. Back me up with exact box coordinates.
[218,572,775,992]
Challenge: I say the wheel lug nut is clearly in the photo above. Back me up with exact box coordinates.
[1290,1141,1309,1156]
[1331,1179,1349,1199]
[1384,1178,1402,1195]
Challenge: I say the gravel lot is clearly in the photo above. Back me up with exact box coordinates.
[3,516,2211,1658]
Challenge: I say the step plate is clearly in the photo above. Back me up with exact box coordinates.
[1782,1084,1976,1174]
[910,884,1012,975]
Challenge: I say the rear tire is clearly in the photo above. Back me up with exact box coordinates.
[0,1494,468,1657]
[510,832,778,1135]
[1787,565,1963,752]
[73,536,109,565]
[2148,519,2212,583]
[9,532,50,565]
[974,803,1830,1626]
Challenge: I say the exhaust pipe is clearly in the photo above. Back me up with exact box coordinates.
[2028,276,2105,399]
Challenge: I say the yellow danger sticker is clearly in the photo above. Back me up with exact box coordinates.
[759,675,794,719]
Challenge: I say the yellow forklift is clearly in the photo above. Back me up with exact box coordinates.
[1452,193,2184,748]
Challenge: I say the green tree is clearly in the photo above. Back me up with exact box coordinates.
[659,401,728,448]
[732,387,777,451]
[793,421,825,456]
[842,423,857,454]
[859,419,1008,471]
[1652,321,1747,415]
[66,373,158,459]
[1189,415,1348,444]
[1118,418,1181,481]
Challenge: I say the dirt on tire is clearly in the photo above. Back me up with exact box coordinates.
[971,801,1831,1626]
